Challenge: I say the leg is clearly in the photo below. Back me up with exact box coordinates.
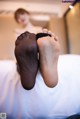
[37,29,61,88]
[15,32,38,90]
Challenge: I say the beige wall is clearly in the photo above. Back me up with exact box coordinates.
[66,3,80,54]
[48,17,67,54]
[0,15,19,60]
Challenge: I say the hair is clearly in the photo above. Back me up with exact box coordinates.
[14,8,30,23]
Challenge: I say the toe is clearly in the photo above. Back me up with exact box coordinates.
[42,29,48,33]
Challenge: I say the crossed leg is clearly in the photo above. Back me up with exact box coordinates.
[37,29,61,88]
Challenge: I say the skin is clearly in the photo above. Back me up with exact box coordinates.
[17,13,30,27]
[37,29,61,88]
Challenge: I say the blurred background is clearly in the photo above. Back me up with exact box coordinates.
[0,0,80,60]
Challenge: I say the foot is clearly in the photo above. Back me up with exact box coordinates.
[37,29,61,88]
[15,31,38,90]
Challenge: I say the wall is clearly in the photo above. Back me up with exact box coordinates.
[66,3,80,54]
[0,15,19,60]
[48,17,67,54]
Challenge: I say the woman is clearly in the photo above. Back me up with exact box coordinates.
[14,8,42,37]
